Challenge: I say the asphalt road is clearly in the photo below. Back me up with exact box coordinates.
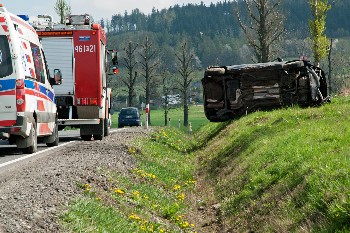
[0,129,123,170]
[0,130,82,169]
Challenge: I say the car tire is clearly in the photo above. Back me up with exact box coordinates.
[205,67,225,76]
[46,123,59,147]
[22,122,38,154]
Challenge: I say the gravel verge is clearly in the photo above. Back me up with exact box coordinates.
[0,127,149,233]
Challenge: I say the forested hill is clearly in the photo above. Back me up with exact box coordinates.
[103,0,350,39]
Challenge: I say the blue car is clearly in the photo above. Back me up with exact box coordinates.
[118,107,141,128]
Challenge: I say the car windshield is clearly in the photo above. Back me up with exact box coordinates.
[0,35,13,78]
[120,108,138,116]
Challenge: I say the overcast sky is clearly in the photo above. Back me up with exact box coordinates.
[2,0,221,22]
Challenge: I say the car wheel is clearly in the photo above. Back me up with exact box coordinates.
[22,122,38,154]
[205,67,225,75]
[46,123,59,147]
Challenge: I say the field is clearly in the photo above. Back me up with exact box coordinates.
[111,105,209,132]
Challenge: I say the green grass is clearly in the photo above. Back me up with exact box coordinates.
[61,198,136,232]
[61,96,350,232]
[111,105,209,132]
[60,127,200,233]
[197,97,350,232]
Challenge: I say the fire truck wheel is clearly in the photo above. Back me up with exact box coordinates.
[22,122,38,154]
[104,118,110,136]
[81,135,92,141]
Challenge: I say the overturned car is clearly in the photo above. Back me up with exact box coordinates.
[202,60,329,122]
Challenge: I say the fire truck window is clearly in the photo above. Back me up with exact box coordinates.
[0,35,13,78]
[30,42,45,83]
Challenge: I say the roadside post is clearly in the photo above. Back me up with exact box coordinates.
[145,104,149,129]
[188,122,192,133]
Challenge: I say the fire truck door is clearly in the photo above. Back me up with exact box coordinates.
[40,38,74,95]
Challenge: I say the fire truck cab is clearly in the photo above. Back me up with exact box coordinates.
[34,14,117,141]
[0,4,60,153]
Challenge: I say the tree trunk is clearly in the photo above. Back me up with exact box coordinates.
[183,90,189,127]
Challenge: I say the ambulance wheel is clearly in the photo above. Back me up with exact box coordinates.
[46,123,59,147]
[22,123,38,154]
[81,135,92,141]
[104,118,110,136]
[94,134,103,140]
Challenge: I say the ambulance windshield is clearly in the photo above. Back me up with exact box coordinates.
[0,35,13,78]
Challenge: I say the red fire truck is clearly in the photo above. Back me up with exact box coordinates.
[34,14,117,140]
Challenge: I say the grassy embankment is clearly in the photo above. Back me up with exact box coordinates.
[61,97,350,232]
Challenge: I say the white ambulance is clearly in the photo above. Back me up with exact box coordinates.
[0,4,61,153]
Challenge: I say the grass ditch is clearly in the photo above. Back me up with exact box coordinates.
[60,126,213,232]
[61,96,350,232]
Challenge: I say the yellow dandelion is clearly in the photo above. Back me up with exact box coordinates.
[128,147,137,154]
[114,189,125,195]
[173,184,181,190]
[84,183,92,191]
[177,193,185,201]
[182,221,189,228]
[132,190,140,197]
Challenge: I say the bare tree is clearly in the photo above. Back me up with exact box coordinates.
[54,0,71,24]
[161,70,171,126]
[236,0,285,62]
[139,36,159,125]
[122,41,138,107]
[175,41,195,127]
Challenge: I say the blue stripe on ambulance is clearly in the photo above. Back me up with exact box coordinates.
[0,79,16,92]
[24,79,55,102]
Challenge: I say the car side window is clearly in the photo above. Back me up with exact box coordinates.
[30,42,46,83]
[0,35,13,78]
[41,49,51,83]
